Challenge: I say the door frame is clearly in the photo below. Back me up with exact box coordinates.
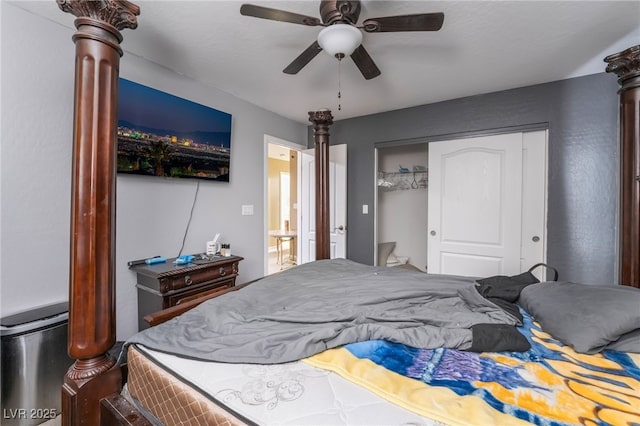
[263,134,306,276]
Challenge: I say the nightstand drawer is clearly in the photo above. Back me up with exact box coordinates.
[169,279,234,306]
[161,262,238,292]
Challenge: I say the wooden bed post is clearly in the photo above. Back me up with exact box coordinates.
[605,45,640,288]
[309,109,334,260]
[57,1,139,424]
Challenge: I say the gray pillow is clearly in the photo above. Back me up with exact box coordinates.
[377,242,396,266]
[519,282,640,354]
[605,328,640,352]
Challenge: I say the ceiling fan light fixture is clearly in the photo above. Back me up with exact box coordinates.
[317,24,362,58]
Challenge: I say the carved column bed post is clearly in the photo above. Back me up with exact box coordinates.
[56,1,139,424]
[309,109,334,260]
[605,45,640,288]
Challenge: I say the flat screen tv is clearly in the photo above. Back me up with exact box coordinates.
[116,78,232,182]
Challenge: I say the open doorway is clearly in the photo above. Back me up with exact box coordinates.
[265,138,304,275]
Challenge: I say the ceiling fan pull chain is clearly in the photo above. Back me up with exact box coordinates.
[337,58,342,111]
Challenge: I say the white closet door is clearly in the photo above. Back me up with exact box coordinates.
[520,131,548,280]
[428,133,523,277]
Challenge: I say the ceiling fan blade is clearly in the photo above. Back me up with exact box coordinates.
[283,41,323,75]
[240,4,322,27]
[362,12,444,32]
[351,45,381,80]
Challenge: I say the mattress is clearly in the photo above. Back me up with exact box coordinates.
[126,344,445,426]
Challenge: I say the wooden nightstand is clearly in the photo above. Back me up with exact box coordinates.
[131,255,243,330]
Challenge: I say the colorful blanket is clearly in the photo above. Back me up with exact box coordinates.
[305,309,640,426]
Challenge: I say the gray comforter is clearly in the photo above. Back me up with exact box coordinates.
[126,258,518,364]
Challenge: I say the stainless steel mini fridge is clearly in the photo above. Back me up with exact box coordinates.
[1,302,73,425]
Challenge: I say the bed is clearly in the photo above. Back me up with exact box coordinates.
[53,1,640,425]
[117,258,640,426]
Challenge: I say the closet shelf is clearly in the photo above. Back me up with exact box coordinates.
[378,170,428,191]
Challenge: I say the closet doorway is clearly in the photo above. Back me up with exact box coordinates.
[375,130,548,278]
[265,136,304,275]
[376,144,429,270]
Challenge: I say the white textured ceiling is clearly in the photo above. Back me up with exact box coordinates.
[13,0,640,124]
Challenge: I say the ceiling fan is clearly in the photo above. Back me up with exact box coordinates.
[240,1,444,80]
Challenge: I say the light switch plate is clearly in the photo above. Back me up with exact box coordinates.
[242,205,254,216]
[362,204,369,214]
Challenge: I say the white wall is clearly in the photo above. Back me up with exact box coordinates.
[377,144,429,270]
[1,2,74,318]
[1,3,307,340]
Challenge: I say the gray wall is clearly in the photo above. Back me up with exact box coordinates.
[323,73,620,285]
[1,3,307,340]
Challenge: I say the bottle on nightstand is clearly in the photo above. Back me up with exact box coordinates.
[220,244,231,257]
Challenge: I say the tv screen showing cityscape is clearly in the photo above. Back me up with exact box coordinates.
[116,78,232,182]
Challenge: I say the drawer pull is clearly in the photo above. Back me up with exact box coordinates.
[184,275,193,286]
[219,267,226,277]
